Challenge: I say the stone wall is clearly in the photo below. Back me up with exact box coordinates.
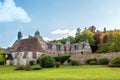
[70,52,120,64]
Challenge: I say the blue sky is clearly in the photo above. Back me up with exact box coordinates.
[0,0,120,48]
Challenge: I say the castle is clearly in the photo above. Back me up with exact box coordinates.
[5,30,92,65]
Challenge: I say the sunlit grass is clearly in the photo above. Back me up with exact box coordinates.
[0,65,120,80]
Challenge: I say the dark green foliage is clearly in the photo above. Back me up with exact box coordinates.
[108,57,120,67]
[0,62,4,65]
[55,62,61,68]
[86,58,97,64]
[89,61,97,65]
[70,60,80,66]
[53,55,70,64]
[39,54,55,68]
[96,42,111,53]
[0,49,5,63]
[98,58,109,65]
[32,67,42,70]
[4,54,13,60]
[31,65,42,70]
[29,60,34,65]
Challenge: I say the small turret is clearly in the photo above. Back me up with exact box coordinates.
[34,30,40,37]
[65,37,70,53]
[66,37,70,45]
[18,31,22,40]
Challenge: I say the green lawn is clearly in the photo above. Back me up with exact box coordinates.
[0,65,120,80]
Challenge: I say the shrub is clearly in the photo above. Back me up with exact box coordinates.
[32,65,42,70]
[89,61,97,65]
[86,58,97,64]
[70,60,79,66]
[25,66,31,71]
[53,55,70,64]
[67,59,71,64]
[39,54,55,68]
[98,58,109,65]
[15,66,25,70]
[29,60,35,65]
[32,67,42,70]
[108,57,120,67]
[55,62,61,68]
[0,62,4,65]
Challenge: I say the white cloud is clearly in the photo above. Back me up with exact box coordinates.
[43,37,52,41]
[43,37,62,41]
[51,29,69,35]
[0,0,31,23]
[69,30,76,37]
[51,29,76,36]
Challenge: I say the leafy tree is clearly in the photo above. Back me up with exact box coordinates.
[76,28,81,35]
[104,27,106,33]
[68,36,75,44]
[75,30,95,46]
[89,25,96,33]
[0,49,5,63]
[96,30,120,53]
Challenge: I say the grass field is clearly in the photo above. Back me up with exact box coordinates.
[0,65,120,80]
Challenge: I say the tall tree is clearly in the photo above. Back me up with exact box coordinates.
[104,27,106,33]
[0,49,5,63]
[89,25,96,33]
[75,30,95,46]
[76,28,81,35]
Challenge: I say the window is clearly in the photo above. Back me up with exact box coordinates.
[47,43,52,49]
[74,45,79,50]
[19,53,22,56]
[56,45,61,51]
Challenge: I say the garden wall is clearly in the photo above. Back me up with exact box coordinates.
[70,52,120,64]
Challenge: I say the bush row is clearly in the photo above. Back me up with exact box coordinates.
[86,57,109,65]
[53,55,70,64]
[15,65,42,71]
[108,57,120,67]
[39,54,71,68]
[85,57,120,67]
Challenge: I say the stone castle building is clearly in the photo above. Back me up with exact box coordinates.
[6,30,92,65]
[33,30,92,55]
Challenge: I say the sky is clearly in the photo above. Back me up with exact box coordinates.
[0,0,120,48]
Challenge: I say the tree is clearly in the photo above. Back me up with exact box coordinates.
[0,49,5,64]
[76,28,81,35]
[75,30,95,46]
[96,30,120,53]
[68,36,75,44]
[89,25,96,33]
[104,27,106,33]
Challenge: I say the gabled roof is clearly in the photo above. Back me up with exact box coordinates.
[16,38,44,52]
[11,40,19,52]
[12,37,45,52]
